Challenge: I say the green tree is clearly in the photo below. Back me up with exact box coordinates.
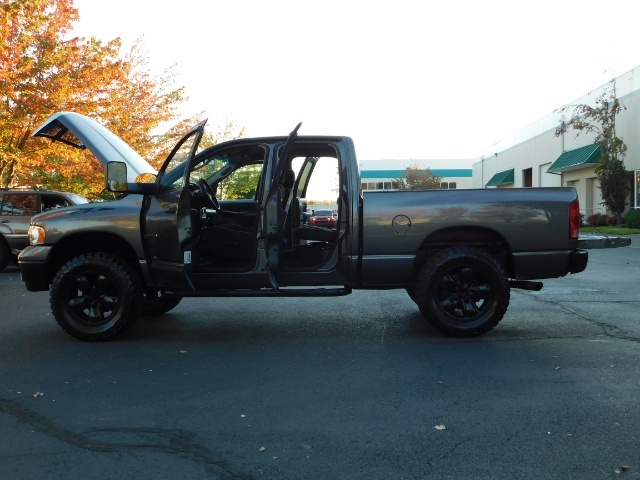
[394,163,442,190]
[555,79,630,225]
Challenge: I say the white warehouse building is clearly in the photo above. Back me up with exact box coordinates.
[472,65,640,216]
[359,159,473,191]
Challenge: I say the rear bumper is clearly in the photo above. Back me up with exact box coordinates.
[18,245,52,291]
[578,234,632,249]
[568,249,588,274]
[512,249,588,280]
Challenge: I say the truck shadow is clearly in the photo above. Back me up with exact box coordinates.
[0,264,19,274]
[130,309,467,344]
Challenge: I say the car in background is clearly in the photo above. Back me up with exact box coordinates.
[0,188,89,271]
[309,209,337,228]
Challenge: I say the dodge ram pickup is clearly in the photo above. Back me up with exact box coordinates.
[19,112,588,341]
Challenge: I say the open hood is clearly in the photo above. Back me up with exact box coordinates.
[32,112,157,182]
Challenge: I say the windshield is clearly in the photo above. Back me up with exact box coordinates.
[157,120,206,189]
[66,193,90,204]
[190,154,232,184]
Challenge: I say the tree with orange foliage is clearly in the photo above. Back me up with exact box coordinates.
[0,0,202,195]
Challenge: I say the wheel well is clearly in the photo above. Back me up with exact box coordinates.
[410,227,513,283]
[0,234,10,252]
[45,233,142,284]
[0,234,12,268]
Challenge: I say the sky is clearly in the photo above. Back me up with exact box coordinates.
[71,0,640,164]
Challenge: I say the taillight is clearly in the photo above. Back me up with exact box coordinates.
[569,199,580,240]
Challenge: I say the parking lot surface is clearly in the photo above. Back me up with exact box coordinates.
[1,239,639,479]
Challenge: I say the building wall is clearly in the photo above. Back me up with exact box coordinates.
[472,64,640,213]
[360,159,473,190]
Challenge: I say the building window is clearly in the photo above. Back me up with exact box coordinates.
[362,181,411,191]
[439,182,457,189]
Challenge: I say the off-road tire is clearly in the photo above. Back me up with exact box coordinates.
[405,286,417,303]
[415,247,510,336]
[50,253,141,341]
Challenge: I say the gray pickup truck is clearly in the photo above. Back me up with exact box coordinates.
[19,112,588,341]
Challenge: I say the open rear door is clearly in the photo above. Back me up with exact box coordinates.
[261,122,301,289]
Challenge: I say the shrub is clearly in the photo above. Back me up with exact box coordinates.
[624,209,640,229]
[586,213,607,226]
[605,214,618,226]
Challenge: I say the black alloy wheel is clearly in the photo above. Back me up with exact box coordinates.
[415,247,510,336]
[50,253,140,341]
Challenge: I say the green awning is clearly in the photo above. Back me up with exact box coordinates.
[485,168,514,187]
[547,144,601,173]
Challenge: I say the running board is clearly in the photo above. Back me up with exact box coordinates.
[176,286,353,298]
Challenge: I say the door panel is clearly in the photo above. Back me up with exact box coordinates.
[142,121,207,290]
[143,187,194,290]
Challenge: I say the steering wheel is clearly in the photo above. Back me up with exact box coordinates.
[198,178,219,210]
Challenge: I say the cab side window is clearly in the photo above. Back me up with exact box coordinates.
[41,194,70,211]
[1,194,37,216]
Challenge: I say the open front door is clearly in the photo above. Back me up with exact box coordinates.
[142,120,207,291]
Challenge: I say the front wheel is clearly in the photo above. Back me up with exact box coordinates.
[0,240,12,271]
[415,247,510,336]
[50,253,141,341]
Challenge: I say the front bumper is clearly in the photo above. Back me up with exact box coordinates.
[4,233,29,255]
[18,245,53,291]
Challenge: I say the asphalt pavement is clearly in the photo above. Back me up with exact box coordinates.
[1,241,639,479]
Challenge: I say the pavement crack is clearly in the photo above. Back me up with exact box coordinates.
[0,397,249,479]
[522,293,640,343]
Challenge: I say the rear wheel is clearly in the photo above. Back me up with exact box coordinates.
[50,253,141,341]
[415,247,510,336]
